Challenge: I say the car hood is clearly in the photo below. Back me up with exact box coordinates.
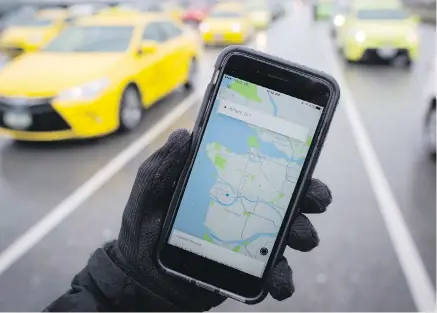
[0,26,55,46]
[353,20,416,37]
[0,52,125,96]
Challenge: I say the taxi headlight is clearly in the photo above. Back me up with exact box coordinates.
[199,22,210,32]
[354,31,366,43]
[56,78,110,102]
[231,23,241,32]
[333,14,345,27]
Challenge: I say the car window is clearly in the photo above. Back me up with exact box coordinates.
[141,22,167,42]
[12,17,54,27]
[356,9,410,20]
[43,25,133,52]
[208,10,242,18]
[159,21,182,40]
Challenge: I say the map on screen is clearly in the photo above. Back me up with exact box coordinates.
[169,75,323,277]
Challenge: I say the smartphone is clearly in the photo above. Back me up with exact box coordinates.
[157,46,340,304]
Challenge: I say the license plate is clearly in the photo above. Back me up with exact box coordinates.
[214,33,224,40]
[3,111,32,129]
[377,47,397,59]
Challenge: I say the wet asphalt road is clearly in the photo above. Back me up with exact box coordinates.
[0,2,435,311]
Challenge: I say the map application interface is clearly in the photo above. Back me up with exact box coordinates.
[169,75,324,277]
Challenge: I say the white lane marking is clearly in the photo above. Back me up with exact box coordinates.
[0,139,10,178]
[0,93,199,276]
[320,31,436,312]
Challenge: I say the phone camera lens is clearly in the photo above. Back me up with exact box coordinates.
[260,247,268,256]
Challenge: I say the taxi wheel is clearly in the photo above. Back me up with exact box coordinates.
[184,58,197,90]
[391,55,412,69]
[118,86,143,132]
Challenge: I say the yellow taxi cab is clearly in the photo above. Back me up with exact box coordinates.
[0,8,71,58]
[0,14,201,141]
[245,0,272,29]
[200,2,253,45]
[336,0,419,67]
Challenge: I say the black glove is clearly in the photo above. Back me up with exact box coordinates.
[112,129,332,311]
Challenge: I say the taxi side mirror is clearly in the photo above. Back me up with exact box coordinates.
[137,41,158,55]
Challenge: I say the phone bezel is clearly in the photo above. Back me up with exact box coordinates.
[157,49,339,303]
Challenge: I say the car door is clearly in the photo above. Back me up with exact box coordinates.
[136,22,169,106]
[158,21,189,91]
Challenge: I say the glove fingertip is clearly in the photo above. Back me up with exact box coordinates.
[288,214,320,252]
[301,178,332,214]
[268,257,295,301]
[167,129,191,146]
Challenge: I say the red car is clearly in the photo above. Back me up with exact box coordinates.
[182,2,211,24]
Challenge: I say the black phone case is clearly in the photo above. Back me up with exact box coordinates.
[156,45,340,304]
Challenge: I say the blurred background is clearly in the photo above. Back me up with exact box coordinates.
[0,0,435,311]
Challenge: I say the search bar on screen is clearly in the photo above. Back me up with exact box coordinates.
[218,100,309,142]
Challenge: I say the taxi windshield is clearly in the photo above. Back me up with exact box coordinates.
[43,25,133,52]
[209,11,242,18]
[356,9,410,20]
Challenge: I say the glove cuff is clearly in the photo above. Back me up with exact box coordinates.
[88,241,180,311]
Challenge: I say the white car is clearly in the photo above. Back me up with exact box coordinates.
[423,60,436,159]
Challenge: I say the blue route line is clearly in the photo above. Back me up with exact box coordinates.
[212,177,284,215]
[267,92,278,117]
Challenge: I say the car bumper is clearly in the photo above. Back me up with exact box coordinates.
[0,91,120,141]
[202,31,246,44]
[343,40,419,61]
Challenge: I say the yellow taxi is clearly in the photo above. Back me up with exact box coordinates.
[0,14,201,141]
[245,0,272,29]
[200,2,253,45]
[336,0,419,67]
[0,8,71,58]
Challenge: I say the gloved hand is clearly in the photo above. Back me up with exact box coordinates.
[112,129,332,311]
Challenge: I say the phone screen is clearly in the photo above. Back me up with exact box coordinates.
[168,74,324,278]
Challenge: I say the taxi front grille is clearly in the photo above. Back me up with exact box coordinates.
[0,99,71,132]
[0,46,24,58]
